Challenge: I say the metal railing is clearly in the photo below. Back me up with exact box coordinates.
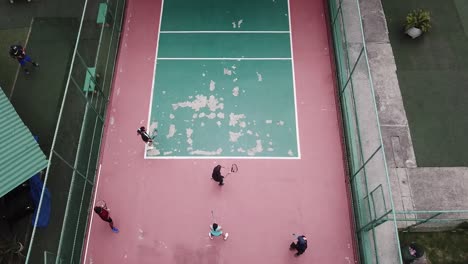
[25,0,126,263]
[327,0,402,262]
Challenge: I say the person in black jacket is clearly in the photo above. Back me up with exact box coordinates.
[211,165,225,186]
[9,45,39,75]
[137,126,154,148]
[290,235,308,256]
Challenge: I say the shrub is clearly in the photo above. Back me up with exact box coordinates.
[405,9,431,33]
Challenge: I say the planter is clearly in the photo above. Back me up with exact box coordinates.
[406,27,423,39]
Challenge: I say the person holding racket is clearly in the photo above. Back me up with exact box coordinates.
[209,210,229,240]
[211,164,238,186]
[209,223,229,240]
[137,126,155,149]
[94,205,119,233]
[9,44,39,75]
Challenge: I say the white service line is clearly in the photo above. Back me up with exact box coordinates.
[145,156,300,160]
[160,31,290,34]
[157,57,292,60]
[83,164,102,264]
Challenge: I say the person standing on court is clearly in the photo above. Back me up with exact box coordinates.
[94,206,119,233]
[9,44,39,75]
[211,165,226,186]
[137,126,153,148]
[289,234,307,256]
[209,223,229,240]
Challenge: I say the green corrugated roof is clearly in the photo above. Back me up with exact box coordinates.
[0,87,48,198]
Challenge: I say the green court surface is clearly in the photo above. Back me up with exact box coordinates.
[382,0,468,166]
[161,0,289,31]
[158,33,291,58]
[148,0,298,158]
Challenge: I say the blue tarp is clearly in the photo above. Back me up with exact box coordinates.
[29,173,51,227]
[29,136,51,227]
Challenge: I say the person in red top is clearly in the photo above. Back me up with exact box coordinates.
[94,206,119,233]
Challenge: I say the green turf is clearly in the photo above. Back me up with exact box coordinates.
[161,0,289,31]
[10,18,79,155]
[149,60,298,157]
[158,33,291,58]
[399,231,468,263]
[381,0,468,166]
[0,27,30,96]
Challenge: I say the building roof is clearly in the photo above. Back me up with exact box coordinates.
[0,87,48,198]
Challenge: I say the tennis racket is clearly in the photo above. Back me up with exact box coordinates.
[230,164,238,173]
[95,200,107,210]
[225,164,238,177]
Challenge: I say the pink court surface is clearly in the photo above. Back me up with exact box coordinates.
[84,0,357,263]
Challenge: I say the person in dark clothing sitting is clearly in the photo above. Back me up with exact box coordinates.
[211,165,225,186]
[290,235,308,256]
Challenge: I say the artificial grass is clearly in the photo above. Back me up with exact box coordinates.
[0,27,30,96]
[10,18,79,155]
[399,231,468,264]
[382,0,468,166]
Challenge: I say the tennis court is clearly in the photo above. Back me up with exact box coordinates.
[84,0,356,263]
[148,0,298,158]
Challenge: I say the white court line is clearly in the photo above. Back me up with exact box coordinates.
[145,0,165,159]
[83,164,102,264]
[145,156,300,160]
[160,31,290,33]
[287,0,301,159]
[147,3,300,159]
[157,57,292,60]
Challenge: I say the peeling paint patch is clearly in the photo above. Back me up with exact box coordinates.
[209,80,216,91]
[207,112,216,119]
[229,113,246,127]
[224,68,232,75]
[229,131,243,142]
[232,86,239,96]
[191,148,223,155]
[256,72,263,82]
[247,140,263,156]
[167,124,176,138]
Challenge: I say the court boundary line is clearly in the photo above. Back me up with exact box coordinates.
[157,57,292,60]
[147,1,300,160]
[287,0,301,159]
[160,31,290,33]
[145,0,165,159]
[83,164,102,264]
[145,156,300,159]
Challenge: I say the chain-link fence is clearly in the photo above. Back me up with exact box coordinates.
[25,0,126,263]
[327,0,403,262]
